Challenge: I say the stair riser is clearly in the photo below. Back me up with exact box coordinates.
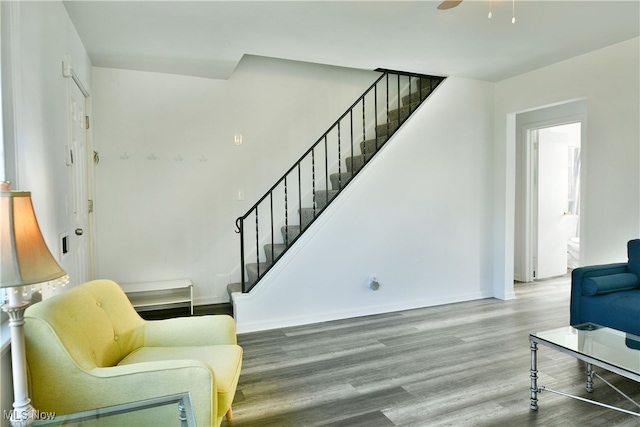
[330,173,353,190]
[345,152,374,173]
[281,225,300,244]
[264,244,286,264]
[315,190,338,209]
[403,86,434,105]
[300,208,316,229]
[246,263,270,283]
[375,121,399,138]
[387,104,419,123]
[361,137,388,154]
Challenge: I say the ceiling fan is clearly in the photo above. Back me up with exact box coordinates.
[437,0,463,10]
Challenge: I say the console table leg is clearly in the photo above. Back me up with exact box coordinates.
[530,340,539,410]
[586,363,594,392]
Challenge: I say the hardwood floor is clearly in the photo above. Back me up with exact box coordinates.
[226,276,640,426]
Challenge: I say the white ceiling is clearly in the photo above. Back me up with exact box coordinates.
[63,0,640,82]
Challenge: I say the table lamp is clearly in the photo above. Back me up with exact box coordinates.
[1,190,68,427]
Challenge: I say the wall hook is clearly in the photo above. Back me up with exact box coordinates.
[148,153,157,160]
[199,155,208,162]
[120,152,130,160]
[174,154,184,162]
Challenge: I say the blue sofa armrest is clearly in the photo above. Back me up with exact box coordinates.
[570,263,629,326]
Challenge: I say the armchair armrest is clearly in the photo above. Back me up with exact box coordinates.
[570,262,629,325]
[144,315,237,347]
[33,360,217,427]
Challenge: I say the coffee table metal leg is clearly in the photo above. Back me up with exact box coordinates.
[586,363,594,392]
[530,339,539,410]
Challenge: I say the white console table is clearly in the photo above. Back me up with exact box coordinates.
[120,279,193,315]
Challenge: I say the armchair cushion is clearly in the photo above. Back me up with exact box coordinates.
[581,273,639,296]
[119,345,242,418]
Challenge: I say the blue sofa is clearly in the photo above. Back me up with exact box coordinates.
[570,239,640,336]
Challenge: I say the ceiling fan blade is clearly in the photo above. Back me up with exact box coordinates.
[437,0,463,10]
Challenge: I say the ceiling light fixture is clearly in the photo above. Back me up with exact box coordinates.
[488,0,492,19]
[512,0,516,23]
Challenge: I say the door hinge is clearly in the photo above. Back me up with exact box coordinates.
[85,116,90,129]
[88,199,94,213]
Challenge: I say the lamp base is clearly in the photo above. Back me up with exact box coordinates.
[2,297,35,427]
[6,405,37,427]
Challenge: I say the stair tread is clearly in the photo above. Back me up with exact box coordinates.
[227,282,242,294]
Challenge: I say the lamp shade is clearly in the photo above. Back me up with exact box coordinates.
[1,191,67,288]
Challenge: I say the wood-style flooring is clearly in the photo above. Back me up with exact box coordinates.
[226,276,640,426]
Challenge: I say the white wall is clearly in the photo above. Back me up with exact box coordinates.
[233,77,496,332]
[91,57,378,304]
[494,37,640,294]
[4,0,91,280]
[1,0,92,423]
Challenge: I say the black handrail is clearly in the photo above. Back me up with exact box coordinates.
[235,70,445,292]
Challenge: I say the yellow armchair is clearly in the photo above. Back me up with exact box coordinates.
[24,279,242,426]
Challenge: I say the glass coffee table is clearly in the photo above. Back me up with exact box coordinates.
[32,393,196,426]
[529,323,640,416]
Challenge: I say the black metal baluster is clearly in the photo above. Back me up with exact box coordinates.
[350,110,354,174]
[255,207,260,281]
[324,135,329,207]
[386,73,390,140]
[270,192,274,263]
[298,163,302,230]
[375,81,379,151]
[397,73,401,127]
[337,122,342,190]
[284,176,288,246]
[312,148,316,216]
[362,96,366,155]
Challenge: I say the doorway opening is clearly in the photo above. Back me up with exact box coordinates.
[529,122,581,280]
[513,99,587,284]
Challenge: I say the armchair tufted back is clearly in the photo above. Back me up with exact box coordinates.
[25,279,146,370]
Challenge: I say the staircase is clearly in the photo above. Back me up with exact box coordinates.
[228,70,445,296]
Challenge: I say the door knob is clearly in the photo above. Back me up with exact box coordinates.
[75,228,84,236]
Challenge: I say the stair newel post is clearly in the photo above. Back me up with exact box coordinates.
[237,217,246,292]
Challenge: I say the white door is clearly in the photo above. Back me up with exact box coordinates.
[69,81,92,284]
[535,127,569,279]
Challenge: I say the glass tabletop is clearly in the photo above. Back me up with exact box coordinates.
[531,323,640,377]
[32,393,196,426]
